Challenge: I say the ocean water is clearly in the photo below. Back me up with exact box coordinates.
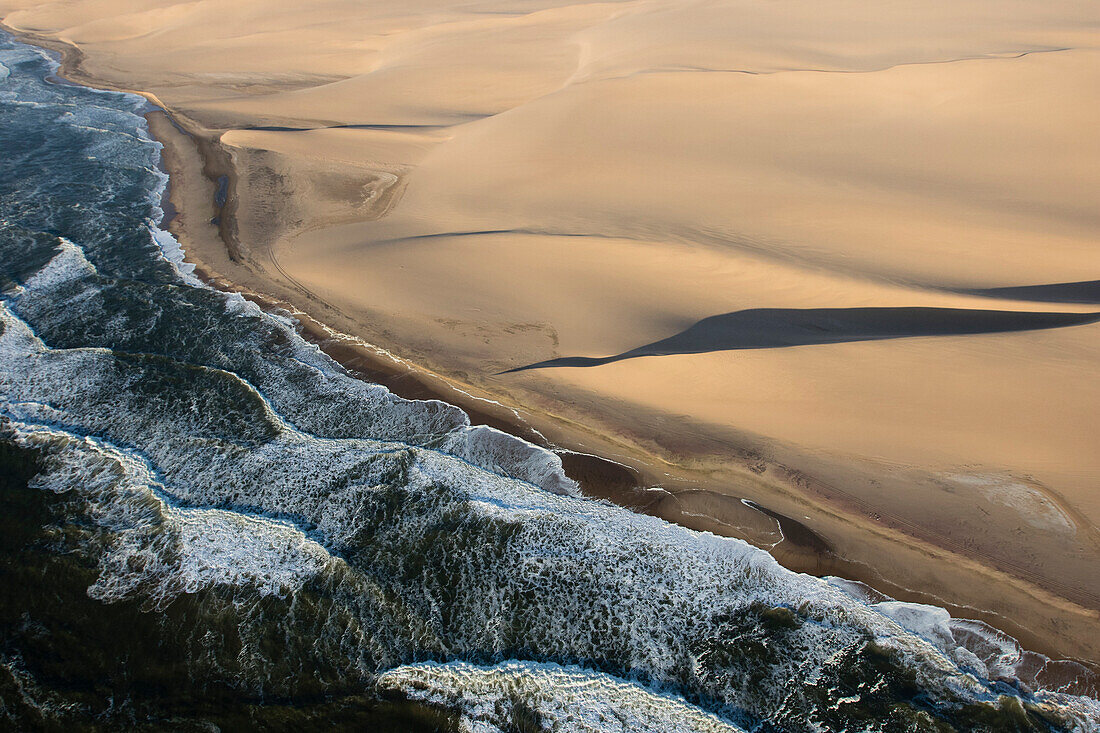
[0,32,1097,732]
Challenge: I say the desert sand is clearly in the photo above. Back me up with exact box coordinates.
[4,0,1099,665]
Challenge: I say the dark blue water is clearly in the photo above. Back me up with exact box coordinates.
[1,33,1097,732]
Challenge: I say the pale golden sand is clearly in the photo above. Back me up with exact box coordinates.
[4,0,1098,664]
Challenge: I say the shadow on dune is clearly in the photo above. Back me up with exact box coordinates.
[959,280,1100,305]
[501,306,1100,373]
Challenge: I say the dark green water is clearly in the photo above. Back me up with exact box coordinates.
[0,32,1097,732]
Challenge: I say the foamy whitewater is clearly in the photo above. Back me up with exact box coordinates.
[0,31,1097,731]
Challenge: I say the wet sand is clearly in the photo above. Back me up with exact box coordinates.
[3,0,1099,670]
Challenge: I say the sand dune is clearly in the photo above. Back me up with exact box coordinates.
[4,0,1099,661]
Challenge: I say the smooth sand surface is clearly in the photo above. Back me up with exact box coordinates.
[5,0,1099,664]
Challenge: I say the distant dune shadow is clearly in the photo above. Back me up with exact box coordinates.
[501,307,1100,373]
[960,280,1100,305]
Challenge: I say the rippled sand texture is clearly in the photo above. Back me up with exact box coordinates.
[4,0,1098,659]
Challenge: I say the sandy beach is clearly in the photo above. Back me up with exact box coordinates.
[4,0,1098,669]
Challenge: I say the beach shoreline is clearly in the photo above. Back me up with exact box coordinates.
[4,16,1099,677]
